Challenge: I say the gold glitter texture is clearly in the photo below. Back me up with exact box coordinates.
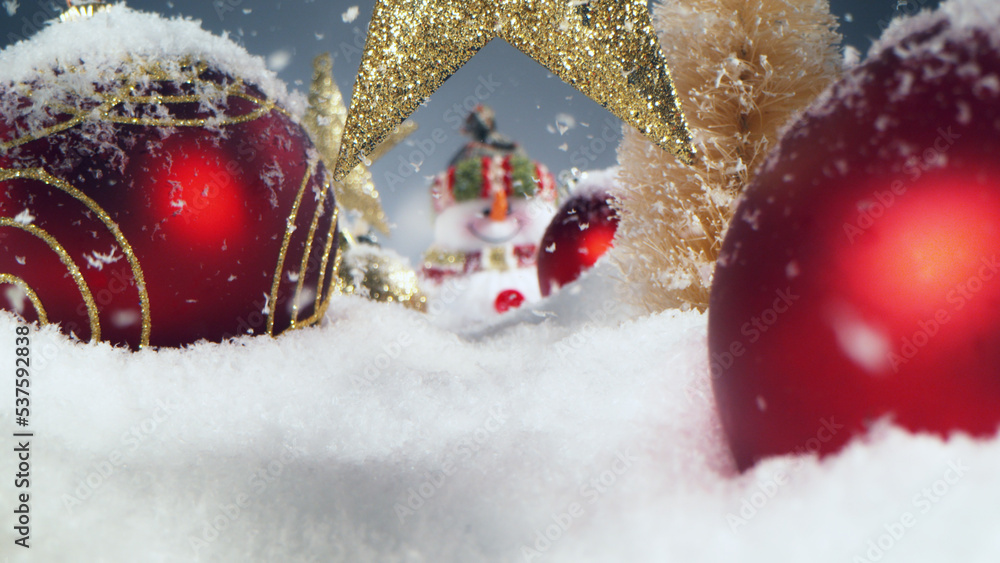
[1,60,278,152]
[1,58,338,346]
[0,218,100,340]
[337,231,427,312]
[333,0,694,181]
[423,246,525,273]
[60,1,112,23]
[0,274,49,324]
[305,53,416,234]
[289,174,336,329]
[0,167,151,346]
[267,158,316,337]
[300,204,342,326]
[264,155,340,337]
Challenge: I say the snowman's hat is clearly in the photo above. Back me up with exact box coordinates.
[431,106,557,214]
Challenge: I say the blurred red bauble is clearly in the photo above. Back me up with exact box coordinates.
[0,7,338,349]
[537,184,619,297]
[709,9,1000,470]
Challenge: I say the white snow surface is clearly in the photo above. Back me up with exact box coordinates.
[2,260,999,562]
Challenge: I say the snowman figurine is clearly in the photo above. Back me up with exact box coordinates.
[421,106,558,326]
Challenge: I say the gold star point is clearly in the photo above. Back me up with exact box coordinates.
[333,0,694,182]
[304,53,416,234]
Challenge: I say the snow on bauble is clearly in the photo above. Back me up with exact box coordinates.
[537,168,620,298]
[0,5,337,349]
[709,0,1000,471]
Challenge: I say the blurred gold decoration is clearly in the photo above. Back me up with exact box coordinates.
[613,0,842,312]
[336,231,428,312]
[61,0,111,22]
[304,53,417,234]
[333,0,694,181]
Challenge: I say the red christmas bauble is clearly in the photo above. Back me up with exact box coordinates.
[537,185,619,297]
[0,8,338,349]
[709,8,1000,470]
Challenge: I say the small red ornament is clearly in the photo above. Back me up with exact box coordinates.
[0,8,338,349]
[537,185,619,297]
[709,9,1000,470]
[494,289,526,313]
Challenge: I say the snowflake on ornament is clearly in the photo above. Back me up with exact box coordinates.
[421,106,557,325]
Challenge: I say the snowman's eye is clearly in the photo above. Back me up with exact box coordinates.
[482,208,491,217]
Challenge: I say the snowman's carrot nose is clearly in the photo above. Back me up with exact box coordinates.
[489,189,509,222]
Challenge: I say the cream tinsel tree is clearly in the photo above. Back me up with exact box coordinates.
[613,0,842,311]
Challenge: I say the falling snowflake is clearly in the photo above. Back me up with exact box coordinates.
[4,284,26,314]
[83,246,123,271]
[555,113,576,135]
[267,49,293,72]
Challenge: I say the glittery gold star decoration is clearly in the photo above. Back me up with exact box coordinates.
[305,53,417,234]
[332,0,695,181]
